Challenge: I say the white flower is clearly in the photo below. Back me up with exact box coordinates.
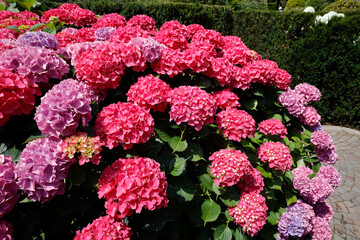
[304,6,315,13]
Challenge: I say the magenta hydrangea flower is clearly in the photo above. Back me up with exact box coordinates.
[278,89,307,117]
[15,137,72,203]
[204,57,233,86]
[97,157,168,219]
[126,15,157,34]
[292,166,313,190]
[298,176,333,204]
[0,155,19,218]
[311,130,339,164]
[126,74,171,112]
[186,24,205,38]
[168,86,216,131]
[216,109,256,142]
[191,29,223,49]
[15,31,60,50]
[160,20,189,39]
[92,13,126,29]
[231,65,253,90]
[313,201,334,223]
[274,68,291,90]
[118,43,147,72]
[153,29,188,50]
[94,27,116,41]
[58,41,105,66]
[0,47,69,84]
[294,83,321,103]
[129,37,165,63]
[317,165,342,188]
[228,192,268,237]
[257,118,288,138]
[237,167,264,194]
[300,106,321,127]
[257,142,293,172]
[223,44,256,67]
[0,219,13,240]
[94,102,154,150]
[151,48,188,78]
[74,215,132,240]
[310,216,332,240]
[316,147,339,164]
[34,79,94,137]
[183,42,216,73]
[212,89,240,110]
[109,26,151,44]
[209,149,252,187]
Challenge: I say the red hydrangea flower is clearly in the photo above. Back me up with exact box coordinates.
[153,29,188,50]
[237,167,264,194]
[204,57,234,86]
[0,219,13,240]
[222,36,247,50]
[0,155,19,218]
[94,102,154,150]
[126,74,171,112]
[126,15,157,34]
[183,42,216,73]
[97,157,168,219]
[274,68,291,90]
[0,39,16,56]
[61,132,102,165]
[212,89,240,110]
[92,13,127,29]
[0,69,40,126]
[257,118,288,138]
[74,43,125,90]
[151,48,188,78]
[75,27,96,43]
[257,142,293,172]
[239,59,278,86]
[191,29,223,49]
[0,29,19,40]
[228,192,268,236]
[54,31,78,48]
[168,86,216,131]
[74,215,132,240]
[216,109,256,142]
[209,149,252,187]
[109,26,151,44]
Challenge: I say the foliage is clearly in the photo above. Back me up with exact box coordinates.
[284,0,306,11]
[323,0,360,11]
[304,0,335,11]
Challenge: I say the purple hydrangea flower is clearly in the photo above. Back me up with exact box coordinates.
[0,155,19,218]
[286,199,315,234]
[16,31,60,50]
[300,106,321,127]
[310,216,332,240]
[303,176,333,204]
[278,211,308,237]
[311,130,334,149]
[94,27,116,41]
[15,137,72,203]
[294,83,321,103]
[315,147,339,164]
[276,233,289,240]
[34,79,94,137]
[129,37,166,63]
[0,47,69,84]
[278,89,306,117]
[318,165,342,188]
[314,201,334,223]
[0,219,13,240]
[310,123,323,131]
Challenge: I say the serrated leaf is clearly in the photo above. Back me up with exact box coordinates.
[225,210,233,221]
[272,114,283,122]
[267,211,280,225]
[0,143,7,154]
[6,25,22,34]
[220,188,240,207]
[199,174,215,192]
[212,182,221,196]
[29,23,45,31]
[4,147,21,161]
[256,166,272,178]
[214,224,232,240]
[243,99,258,110]
[183,142,204,161]
[154,127,172,142]
[234,229,248,240]
[240,139,256,152]
[169,136,188,152]
[269,177,283,191]
[169,177,196,202]
[284,189,297,206]
[41,27,56,35]
[201,199,221,224]
[170,157,187,176]
[23,135,48,144]
[284,170,293,181]
[283,137,290,145]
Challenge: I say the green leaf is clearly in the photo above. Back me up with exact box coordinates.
[214,224,232,240]
[169,136,188,152]
[220,188,240,207]
[0,4,5,11]
[283,113,291,122]
[256,166,272,178]
[154,127,172,142]
[68,166,86,187]
[169,177,196,202]
[6,25,22,34]
[243,99,258,110]
[271,114,283,122]
[212,182,221,196]
[267,211,280,225]
[199,174,215,192]
[0,143,7,154]
[17,0,37,11]
[234,229,248,240]
[41,27,56,35]
[201,199,221,224]
[240,139,256,152]
[23,135,48,144]
[4,147,21,161]
[284,189,297,206]
[284,170,293,181]
[29,23,45,31]
[170,157,187,176]
[268,177,283,191]
[183,142,204,161]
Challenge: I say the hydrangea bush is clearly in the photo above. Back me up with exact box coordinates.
[0,3,341,240]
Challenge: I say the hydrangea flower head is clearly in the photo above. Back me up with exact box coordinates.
[0,28,19,40]
[109,26,151,44]
[34,79,93,137]
[0,69,40,126]
[15,137,71,203]
[313,201,334,223]
[237,167,264,194]
[191,29,223,49]
[300,106,321,127]
[94,102,154,150]
[74,215,132,240]
[231,65,253,90]
[286,199,315,234]
[292,166,314,190]
[168,86,216,131]
[216,109,256,142]
[294,83,321,103]
[186,24,205,38]
[257,118,287,138]
[0,155,19,218]
[278,211,308,237]
[16,31,59,50]
[311,130,334,149]
[0,219,13,240]
[209,149,252,187]
[212,89,240,110]
[129,37,165,63]
[97,157,168,219]
[317,165,342,188]
[257,142,293,172]
[152,48,188,77]
[118,43,147,72]
[92,13,126,29]
[153,29,188,50]
[94,27,116,41]
[310,217,332,240]
[274,68,291,90]
[228,192,268,236]
[126,75,171,112]
[223,44,256,67]
[160,20,189,39]
[204,57,233,86]
[278,89,307,117]
[183,42,216,73]
[126,15,157,34]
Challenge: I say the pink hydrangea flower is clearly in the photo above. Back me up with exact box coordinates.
[274,68,291,90]
[109,26,151,44]
[313,201,334,223]
[160,20,189,39]
[153,29,188,50]
[0,29,19,40]
[237,166,264,194]
[191,29,223,49]
[74,43,125,90]
[151,48,188,78]
[58,41,105,66]
[126,74,171,112]
[186,24,205,38]
[292,166,313,190]
[228,192,268,236]
[92,13,126,29]
[126,15,157,34]
[61,132,102,165]
[75,27,96,43]
[231,65,253,90]
[204,57,233,86]
[300,106,321,127]
[311,130,335,149]
[317,165,342,188]
[183,42,216,73]
[209,149,252,187]
[0,155,19,218]
[94,102,154,150]
[294,83,321,103]
[118,43,147,72]
[278,89,307,117]
[310,217,332,240]
[74,215,132,240]
[15,137,71,203]
[0,39,16,55]
[0,219,13,240]
[34,79,94,137]
[168,86,216,131]
[97,157,168,219]
[216,109,256,142]
[15,31,59,50]
[257,142,293,172]
[129,37,165,63]
[0,69,40,126]
[54,31,78,48]
[257,118,288,138]
[0,47,69,84]
[222,36,247,50]
[223,45,256,67]
[212,89,240,110]
[298,176,333,204]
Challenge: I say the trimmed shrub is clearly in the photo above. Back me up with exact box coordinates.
[284,0,307,10]
[305,0,335,10]
[323,0,360,11]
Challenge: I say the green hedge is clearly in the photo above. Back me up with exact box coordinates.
[73,1,360,129]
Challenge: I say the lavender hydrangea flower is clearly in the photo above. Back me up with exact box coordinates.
[94,27,116,41]
[278,212,308,237]
[286,199,315,234]
[0,47,69,84]
[129,37,166,63]
[34,79,94,137]
[0,219,13,240]
[16,31,60,50]
[313,201,334,223]
[294,83,321,103]
[60,27,79,34]
[278,89,306,117]
[15,137,72,203]
[0,155,19,218]
[310,123,323,131]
